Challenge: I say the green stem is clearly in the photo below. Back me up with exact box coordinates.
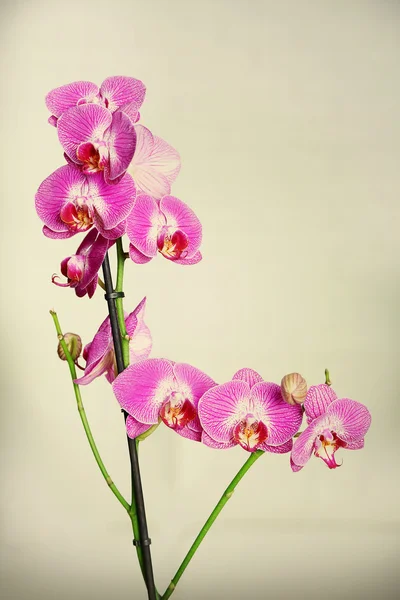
[50,310,130,513]
[116,238,129,368]
[162,450,264,599]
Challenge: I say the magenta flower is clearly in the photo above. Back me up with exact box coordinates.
[35,164,135,240]
[46,76,146,126]
[112,359,216,441]
[57,104,136,184]
[198,368,303,453]
[127,125,181,199]
[74,298,151,385]
[52,229,109,298]
[290,384,371,471]
[127,195,202,265]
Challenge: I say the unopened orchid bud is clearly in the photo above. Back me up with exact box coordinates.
[57,332,82,362]
[281,372,307,405]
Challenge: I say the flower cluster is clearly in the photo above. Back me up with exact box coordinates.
[35,75,201,299]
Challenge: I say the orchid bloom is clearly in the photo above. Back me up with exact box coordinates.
[112,359,216,441]
[46,76,146,126]
[198,368,303,453]
[290,384,371,471]
[52,229,109,298]
[127,125,181,199]
[74,298,152,385]
[127,195,202,265]
[57,104,136,184]
[35,164,135,240]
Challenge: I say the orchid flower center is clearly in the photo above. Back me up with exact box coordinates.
[157,228,189,260]
[60,197,94,232]
[65,255,86,282]
[77,140,109,173]
[314,428,346,469]
[233,414,268,452]
[159,390,196,430]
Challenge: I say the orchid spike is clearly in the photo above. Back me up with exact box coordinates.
[112,359,216,441]
[127,195,202,265]
[74,298,152,385]
[127,125,181,199]
[46,76,146,126]
[35,165,135,240]
[290,385,371,470]
[198,368,303,453]
[52,229,109,298]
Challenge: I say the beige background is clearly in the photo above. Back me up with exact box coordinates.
[1,0,399,598]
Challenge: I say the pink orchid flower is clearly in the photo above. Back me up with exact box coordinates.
[46,76,146,126]
[198,368,303,453]
[57,104,136,184]
[127,125,181,199]
[127,195,202,265]
[112,359,216,441]
[74,298,152,386]
[35,164,135,240]
[52,229,109,298]
[290,384,371,471]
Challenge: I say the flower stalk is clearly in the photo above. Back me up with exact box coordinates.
[162,449,264,599]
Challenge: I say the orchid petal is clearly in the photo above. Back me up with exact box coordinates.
[326,398,371,443]
[100,76,146,113]
[129,244,153,264]
[173,363,216,412]
[58,104,112,164]
[174,426,202,442]
[74,348,114,385]
[126,194,163,257]
[260,439,293,454]
[125,298,153,363]
[172,251,203,265]
[304,384,338,424]
[126,416,152,439]
[160,196,202,258]
[201,431,235,449]
[250,382,303,446]
[43,226,76,239]
[198,380,251,443]
[112,359,175,425]
[90,172,136,232]
[46,81,99,118]
[232,368,263,389]
[105,111,136,182]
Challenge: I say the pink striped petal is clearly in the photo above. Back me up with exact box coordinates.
[128,125,180,198]
[77,233,109,293]
[198,380,251,443]
[74,348,114,385]
[112,359,175,424]
[175,426,202,442]
[346,438,364,450]
[250,382,303,446]
[201,432,235,449]
[82,315,112,372]
[261,439,293,454]
[126,195,164,257]
[232,368,263,389]
[46,81,99,117]
[126,416,152,439]
[290,458,303,472]
[58,104,112,164]
[291,417,327,467]
[326,398,371,443]
[160,196,202,258]
[43,226,75,239]
[36,165,86,233]
[172,251,203,265]
[100,76,146,113]
[99,220,127,240]
[90,172,136,232]
[173,363,216,411]
[129,244,153,264]
[104,111,136,182]
[125,298,153,363]
[304,384,338,424]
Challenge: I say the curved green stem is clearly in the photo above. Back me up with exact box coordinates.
[162,450,264,599]
[50,310,130,513]
[116,238,129,368]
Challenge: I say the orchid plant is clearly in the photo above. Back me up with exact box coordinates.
[37,75,372,600]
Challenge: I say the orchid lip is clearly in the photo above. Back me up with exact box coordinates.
[159,391,196,430]
[314,429,345,469]
[233,414,268,452]
[157,228,189,260]
[60,199,94,232]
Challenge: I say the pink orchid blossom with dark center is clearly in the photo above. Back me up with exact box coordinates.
[127,195,202,265]
[52,229,109,298]
[35,164,135,240]
[112,359,216,441]
[198,368,303,453]
[290,385,371,471]
[74,298,152,386]
[127,125,181,199]
[46,76,146,126]
[57,104,136,184]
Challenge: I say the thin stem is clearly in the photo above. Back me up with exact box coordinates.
[325,368,332,386]
[116,238,130,368]
[162,450,264,599]
[50,310,130,513]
